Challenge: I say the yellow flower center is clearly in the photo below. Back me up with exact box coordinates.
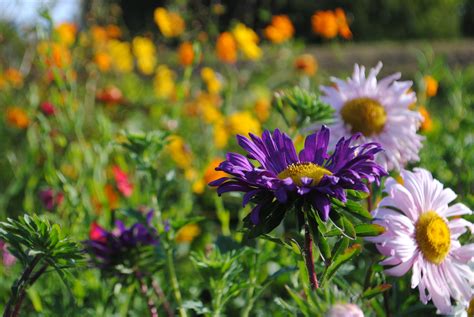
[467,297,474,317]
[415,211,451,265]
[340,97,387,136]
[278,162,332,186]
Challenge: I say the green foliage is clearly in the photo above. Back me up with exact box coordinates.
[0,214,83,317]
[274,86,335,128]
[0,214,83,268]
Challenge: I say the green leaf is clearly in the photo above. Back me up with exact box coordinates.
[321,244,361,286]
[354,224,386,237]
[346,190,369,201]
[316,230,331,262]
[342,217,356,240]
[362,284,392,300]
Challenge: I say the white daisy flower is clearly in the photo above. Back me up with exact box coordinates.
[320,62,423,171]
[367,168,474,314]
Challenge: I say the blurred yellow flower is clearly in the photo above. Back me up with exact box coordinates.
[294,54,318,76]
[193,92,222,124]
[232,23,262,60]
[311,10,338,39]
[154,7,185,38]
[264,15,294,44]
[167,135,193,170]
[213,121,229,149]
[227,111,261,136]
[5,107,29,129]
[178,41,194,67]
[424,75,438,98]
[108,40,133,73]
[55,22,77,46]
[3,68,23,88]
[201,67,221,95]
[176,223,201,243]
[216,32,237,64]
[132,36,157,75]
[153,65,176,99]
[254,96,271,122]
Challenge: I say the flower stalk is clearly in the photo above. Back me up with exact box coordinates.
[166,248,187,317]
[304,224,319,290]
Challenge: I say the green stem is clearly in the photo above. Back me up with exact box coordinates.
[241,254,257,317]
[4,255,42,317]
[166,248,187,317]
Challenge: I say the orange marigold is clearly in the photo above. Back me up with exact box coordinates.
[419,106,433,132]
[335,8,352,39]
[4,68,23,88]
[176,223,201,243]
[6,107,29,129]
[424,75,438,98]
[294,54,318,76]
[311,10,338,39]
[203,158,227,185]
[216,32,237,64]
[264,15,294,44]
[178,41,194,66]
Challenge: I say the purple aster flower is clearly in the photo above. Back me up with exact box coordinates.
[210,126,386,224]
[85,210,160,273]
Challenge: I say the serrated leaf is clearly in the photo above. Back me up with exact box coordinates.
[362,284,392,300]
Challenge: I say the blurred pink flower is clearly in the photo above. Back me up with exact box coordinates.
[0,240,16,267]
[39,188,64,211]
[113,166,133,197]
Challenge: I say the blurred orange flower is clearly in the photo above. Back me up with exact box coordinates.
[419,106,433,132]
[105,24,122,39]
[264,15,294,43]
[312,9,351,39]
[178,41,194,67]
[4,68,23,88]
[216,32,237,64]
[55,22,77,46]
[104,184,119,210]
[335,8,352,39]
[312,10,338,39]
[94,52,112,72]
[37,42,72,68]
[254,97,271,122]
[6,107,29,129]
[154,7,185,38]
[424,75,438,97]
[203,158,227,185]
[294,54,318,76]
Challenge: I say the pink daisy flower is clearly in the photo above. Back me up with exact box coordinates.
[368,168,474,314]
[113,166,133,197]
[320,62,424,171]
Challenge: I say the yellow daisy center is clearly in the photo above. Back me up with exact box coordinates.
[278,162,332,186]
[415,211,451,265]
[340,97,387,136]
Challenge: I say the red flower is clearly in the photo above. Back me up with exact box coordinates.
[89,222,107,243]
[40,102,56,116]
[113,166,133,197]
